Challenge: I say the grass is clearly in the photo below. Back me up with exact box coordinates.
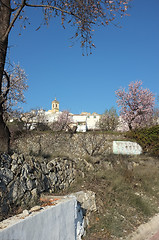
[10,129,159,239]
[61,155,159,239]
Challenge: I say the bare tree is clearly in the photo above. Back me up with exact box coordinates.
[78,131,107,156]
[0,0,130,152]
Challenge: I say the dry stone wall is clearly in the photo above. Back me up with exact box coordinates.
[0,153,76,221]
[12,132,126,158]
[2,131,142,221]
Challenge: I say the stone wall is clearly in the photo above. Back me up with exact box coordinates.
[0,153,77,221]
[1,131,141,221]
[12,131,126,158]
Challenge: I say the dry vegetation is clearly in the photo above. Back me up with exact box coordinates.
[61,154,159,239]
[7,125,159,239]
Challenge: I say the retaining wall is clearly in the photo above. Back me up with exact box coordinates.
[0,197,80,240]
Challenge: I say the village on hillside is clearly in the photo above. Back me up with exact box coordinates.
[21,98,102,132]
[19,97,159,133]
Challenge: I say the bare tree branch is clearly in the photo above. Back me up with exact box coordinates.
[25,3,92,23]
[2,0,26,41]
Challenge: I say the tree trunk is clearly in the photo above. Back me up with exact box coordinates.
[0,0,11,153]
[128,122,132,131]
[0,105,10,153]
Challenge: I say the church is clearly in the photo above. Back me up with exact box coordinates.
[44,98,101,132]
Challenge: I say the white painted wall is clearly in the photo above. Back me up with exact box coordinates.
[76,124,87,132]
[25,110,101,132]
[72,115,87,123]
[113,141,142,155]
[86,115,100,130]
[72,114,100,131]
[0,197,80,240]
[44,111,61,123]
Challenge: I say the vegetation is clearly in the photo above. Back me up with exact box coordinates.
[62,154,159,239]
[126,125,159,157]
[97,107,118,131]
[116,80,155,130]
[7,128,159,239]
[2,64,28,121]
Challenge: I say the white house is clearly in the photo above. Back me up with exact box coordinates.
[45,98,100,132]
[22,98,101,132]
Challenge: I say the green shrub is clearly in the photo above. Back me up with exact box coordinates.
[126,125,159,156]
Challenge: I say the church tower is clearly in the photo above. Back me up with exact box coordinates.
[51,98,59,113]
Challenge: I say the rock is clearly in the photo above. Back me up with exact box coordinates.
[70,191,96,239]
[11,160,18,172]
[49,172,58,185]
[29,205,42,213]
[41,162,49,174]
[34,162,41,170]
[47,160,56,171]
[22,191,32,206]
[70,191,96,212]
[11,153,19,161]
[19,179,27,194]
[0,152,77,220]
[26,179,35,191]
[76,202,85,240]
[17,154,25,165]
[0,153,12,168]
[0,168,13,185]
[31,188,38,198]
[10,180,19,202]
[35,179,45,192]
[22,209,29,216]
[21,163,29,178]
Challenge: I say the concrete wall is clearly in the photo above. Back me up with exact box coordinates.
[113,141,142,155]
[0,197,79,240]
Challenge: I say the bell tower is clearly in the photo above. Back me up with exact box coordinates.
[51,98,59,113]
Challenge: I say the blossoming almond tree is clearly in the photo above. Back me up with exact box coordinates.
[0,62,27,151]
[0,0,130,152]
[2,64,28,121]
[51,110,72,132]
[97,107,118,131]
[115,80,155,130]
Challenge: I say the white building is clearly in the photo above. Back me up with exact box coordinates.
[21,98,101,132]
[44,99,101,132]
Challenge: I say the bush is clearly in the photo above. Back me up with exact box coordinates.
[126,125,159,156]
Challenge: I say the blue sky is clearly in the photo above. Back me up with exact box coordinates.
[9,0,159,114]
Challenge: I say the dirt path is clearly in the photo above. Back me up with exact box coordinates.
[125,213,159,240]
